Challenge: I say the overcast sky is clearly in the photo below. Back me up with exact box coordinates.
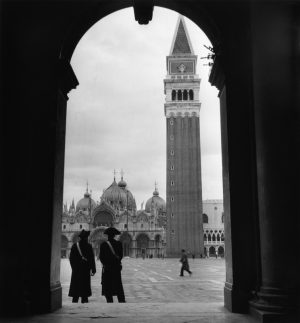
[63,7,223,208]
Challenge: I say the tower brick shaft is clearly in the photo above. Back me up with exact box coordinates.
[164,16,204,257]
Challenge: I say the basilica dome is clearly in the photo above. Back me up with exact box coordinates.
[76,190,96,212]
[145,187,166,213]
[101,178,136,210]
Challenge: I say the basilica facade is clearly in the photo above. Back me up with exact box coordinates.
[61,177,167,259]
[61,181,224,259]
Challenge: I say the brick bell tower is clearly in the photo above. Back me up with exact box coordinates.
[164,16,204,258]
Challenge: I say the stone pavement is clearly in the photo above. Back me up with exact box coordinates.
[0,258,258,323]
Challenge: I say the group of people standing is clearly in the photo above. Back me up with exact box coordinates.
[68,229,194,303]
[68,227,125,303]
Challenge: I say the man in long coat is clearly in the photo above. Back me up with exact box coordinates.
[68,230,96,303]
[179,249,192,276]
[99,227,125,303]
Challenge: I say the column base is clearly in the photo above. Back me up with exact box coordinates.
[249,287,298,323]
[249,307,298,323]
[50,282,62,312]
[224,282,250,313]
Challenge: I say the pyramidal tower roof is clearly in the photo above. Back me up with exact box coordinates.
[169,15,194,55]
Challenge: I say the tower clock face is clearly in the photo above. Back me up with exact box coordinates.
[177,63,186,73]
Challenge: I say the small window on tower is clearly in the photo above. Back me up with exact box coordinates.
[189,90,194,100]
[178,90,182,100]
[171,213,174,218]
[170,120,174,126]
[171,197,174,202]
[171,165,174,170]
[183,89,188,100]
[170,135,174,140]
[171,229,175,234]
[171,181,174,186]
[170,150,174,156]
[172,90,176,101]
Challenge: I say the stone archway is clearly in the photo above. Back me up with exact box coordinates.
[54,4,263,316]
[1,0,295,319]
[136,233,150,258]
[218,246,225,258]
[209,246,216,257]
[119,232,132,257]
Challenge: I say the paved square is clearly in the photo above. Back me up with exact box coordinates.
[61,257,225,304]
[3,259,260,322]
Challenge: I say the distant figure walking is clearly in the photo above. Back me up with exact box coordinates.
[68,230,96,303]
[179,249,192,276]
[99,227,125,303]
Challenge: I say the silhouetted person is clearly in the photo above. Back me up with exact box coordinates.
[99,227,125,303]
[179,249,192,276]
[192,253,195,260]
[68,230,96,303]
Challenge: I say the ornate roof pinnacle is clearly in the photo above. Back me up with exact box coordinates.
[169,15,194,56]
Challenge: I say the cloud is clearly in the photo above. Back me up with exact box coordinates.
[64,7,222,206]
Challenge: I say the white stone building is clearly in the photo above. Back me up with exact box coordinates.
[202,199,225,257]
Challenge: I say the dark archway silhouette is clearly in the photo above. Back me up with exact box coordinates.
[2,1,297,321]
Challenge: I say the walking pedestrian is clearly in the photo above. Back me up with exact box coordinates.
[68,230,96,303]
[179,249,192,276]
[99,227,125,303]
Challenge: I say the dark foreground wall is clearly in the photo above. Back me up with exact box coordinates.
[0,1,299,321]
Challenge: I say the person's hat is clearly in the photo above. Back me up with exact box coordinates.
[78,229,90,238]
[104,227,121,236]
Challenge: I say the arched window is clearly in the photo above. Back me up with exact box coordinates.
[221,233,224,241]
[208,234,211,242]
[183,89,188,100]
[212,234,216,241]
[178,90,182,100]
[172,90,176,101]
[217,234,220,241]
[204,234,207,241]
[189,89,194,100]
[203,213,208,223]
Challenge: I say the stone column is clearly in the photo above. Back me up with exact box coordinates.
[248,3,299,321]
[209,9,262,312]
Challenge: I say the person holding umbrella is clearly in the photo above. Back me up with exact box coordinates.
[99,227,126,303]
[68,229,96,303]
